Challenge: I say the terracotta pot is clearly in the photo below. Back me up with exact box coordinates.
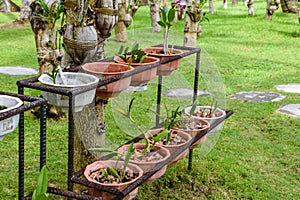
[84,160,143,200]
[184,106,226,136]
[118,143,170,184]
[143,47,183,76]
[114,56,159,86]
[81,62,134,98]
[0,95,23,141]
[38,72,98,112]
[177,117,210,149]
[149,128,192,165]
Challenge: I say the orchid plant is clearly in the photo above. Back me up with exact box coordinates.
[176,0,208,22]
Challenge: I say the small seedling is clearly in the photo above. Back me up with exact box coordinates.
[32,165,49,200]
[44,64,58,84]
[118,43,147,65]
[89,142,135,183]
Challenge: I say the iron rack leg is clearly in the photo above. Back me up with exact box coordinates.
[156,75,163,127]
[18,86,24,200]
[188,50,201,171]
[68,94,75,193]
[40,104,47,169]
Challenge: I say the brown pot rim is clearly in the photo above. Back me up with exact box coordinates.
[84,160,143,187]
[118,143,171,165]
[81,62,134,75]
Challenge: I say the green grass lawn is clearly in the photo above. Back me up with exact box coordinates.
[0,0,300,199]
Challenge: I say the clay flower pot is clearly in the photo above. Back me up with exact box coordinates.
[84,160,143,200]
[0,95,23,141]
[176,116,210,149]
[149,128,192,165]
[114,56,159,86]
[38,72,98,112]
[143,47,183,76]
[81,62,134,98]
[118,143,170,184]
[184,106,226,136]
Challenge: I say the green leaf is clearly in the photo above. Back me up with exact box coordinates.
[190,103,197,116]
[36,166,48,195]
[123,142,134,172]
[168,8,176,23]
[38,0,49,15]
[128,98,135,116]
[107,166,121,179]
[157,21,166,28]
[100,169,108,177]
[153,130,169,143]
[160,8,167,23]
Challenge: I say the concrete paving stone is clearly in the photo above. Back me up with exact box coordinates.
[277,104,300,118]
[275,83,300,94]
[230,91,285,102]
[125,85,148,92]
[0,66,38,76]
[163,88,210,98]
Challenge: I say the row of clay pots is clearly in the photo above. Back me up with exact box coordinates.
[81,46,183,99]
[84,117,213,200]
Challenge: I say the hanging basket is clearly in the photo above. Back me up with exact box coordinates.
[63,25,98,65]
[94,7,118,38]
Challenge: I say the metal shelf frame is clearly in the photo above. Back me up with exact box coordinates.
[17,44,233,199]
[0,91,47,200]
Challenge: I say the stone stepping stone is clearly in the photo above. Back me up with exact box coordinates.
[0,66,38,76]
[125,85,148,92]
[230,91,285,102]
[163,88,210,98]
[275,83,300,94]
[277,104,300,118]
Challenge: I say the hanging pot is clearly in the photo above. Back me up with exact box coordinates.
[124,13,133,27]
[94,7,118,38]
[63,25,98,65]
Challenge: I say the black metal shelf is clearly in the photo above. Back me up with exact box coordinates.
[0,91,47,200]
[17,44,233,200]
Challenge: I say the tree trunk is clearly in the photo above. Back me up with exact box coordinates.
[247,0,254,16]
[17,0,32,22]
[30,1,62,74]
[0,0,20,12]
[209,0,214,14]
[280,0,298,13]
[223,0,228,9]
[149,0,161,32]
[265,0,280,20]
[73,102,106,193]
[184,7,202,48]
[232,0,238,4]
[114,0,127,42]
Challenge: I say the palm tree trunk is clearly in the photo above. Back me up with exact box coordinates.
[115,0,128,42]
[17,0,32,22]
[149,0,161,32]
[184,7,202,48]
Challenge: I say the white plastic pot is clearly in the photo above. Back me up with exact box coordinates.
[38,72,98,112]
[0,95,23,141]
